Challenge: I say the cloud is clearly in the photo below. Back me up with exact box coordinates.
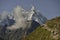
[0,6,29,30]
[7,6,29,30]
[1,11,9,20]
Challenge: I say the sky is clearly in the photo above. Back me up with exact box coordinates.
[0,0,60,19]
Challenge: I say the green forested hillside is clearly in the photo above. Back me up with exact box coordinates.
[25,17,60,40]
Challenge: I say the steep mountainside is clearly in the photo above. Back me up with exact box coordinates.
[25,17,60,40]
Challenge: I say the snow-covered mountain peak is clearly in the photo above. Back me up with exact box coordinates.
[0,6,47,30]
[0,6,47,40]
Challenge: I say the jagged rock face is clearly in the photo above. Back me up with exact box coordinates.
[27,20,40,34]
[32,10,47,25]
[0,6,47,40]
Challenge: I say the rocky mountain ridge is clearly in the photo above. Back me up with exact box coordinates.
[0,6,47,40]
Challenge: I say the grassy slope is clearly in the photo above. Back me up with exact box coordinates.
[25,17,60,40]
[46,17,60,35]
[25,27,53,40]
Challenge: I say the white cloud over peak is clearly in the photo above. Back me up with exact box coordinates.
[7,6,30,30]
